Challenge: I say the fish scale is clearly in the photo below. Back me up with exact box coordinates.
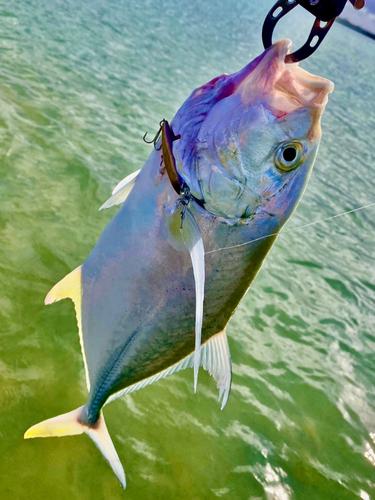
[24,39,334,489]
[81,158,280,407]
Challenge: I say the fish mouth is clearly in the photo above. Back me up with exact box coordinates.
[234,39,334,138]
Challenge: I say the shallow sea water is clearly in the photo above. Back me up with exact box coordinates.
[1,1,375,499]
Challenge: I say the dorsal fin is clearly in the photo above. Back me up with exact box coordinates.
[106,329,231,409]
[45,266,90,390]
[45,266,82,305]
[99,169,141,210]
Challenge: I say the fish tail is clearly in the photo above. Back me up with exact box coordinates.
[24,406,126,488]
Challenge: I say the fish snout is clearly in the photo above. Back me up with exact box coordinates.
[234,39,292,100]
[233,39,334,140]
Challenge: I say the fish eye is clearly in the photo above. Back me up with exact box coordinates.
[275,141,303,172]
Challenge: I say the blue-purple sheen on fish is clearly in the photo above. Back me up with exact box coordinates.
[24,39,333,488]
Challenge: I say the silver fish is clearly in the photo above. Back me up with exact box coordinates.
[24,39,333,488]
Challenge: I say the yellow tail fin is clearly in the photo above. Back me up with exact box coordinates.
[24,407,126,488]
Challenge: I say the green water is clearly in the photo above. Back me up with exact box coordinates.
[1,0,375,498]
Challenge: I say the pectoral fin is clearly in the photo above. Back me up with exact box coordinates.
[167,206,205,392]
[181,209,205,393]
[99,169,141,210]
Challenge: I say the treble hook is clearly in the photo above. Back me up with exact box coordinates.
[144,118,183,189]
[143,120,165,150]
[145,118,204,227]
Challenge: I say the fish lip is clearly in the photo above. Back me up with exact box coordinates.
[269,38,292,61]
[234,38,334,111]
[233,39,292,87]
[277,64,335,108]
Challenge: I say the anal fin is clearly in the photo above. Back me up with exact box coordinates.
[201,329,231,409]
[106,329,231,409]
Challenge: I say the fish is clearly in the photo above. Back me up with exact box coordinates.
[24,39,334,488]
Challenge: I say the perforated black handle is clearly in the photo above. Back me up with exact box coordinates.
[262,0,365,63]
[296,0,347,22]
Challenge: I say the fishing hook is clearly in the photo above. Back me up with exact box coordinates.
[148,118,204,227]
[143,120,165,150]
[262,0,365,63]
[159,119,205,221]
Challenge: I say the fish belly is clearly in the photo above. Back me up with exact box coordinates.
[81,150,279,415]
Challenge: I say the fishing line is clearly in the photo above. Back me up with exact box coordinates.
[205,201,375,255]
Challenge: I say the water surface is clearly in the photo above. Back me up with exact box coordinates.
[1,1,375,499]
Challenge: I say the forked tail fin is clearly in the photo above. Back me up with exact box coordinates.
[24,406,126,488]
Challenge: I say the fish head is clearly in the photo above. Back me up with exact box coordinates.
[173,39,334,225]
